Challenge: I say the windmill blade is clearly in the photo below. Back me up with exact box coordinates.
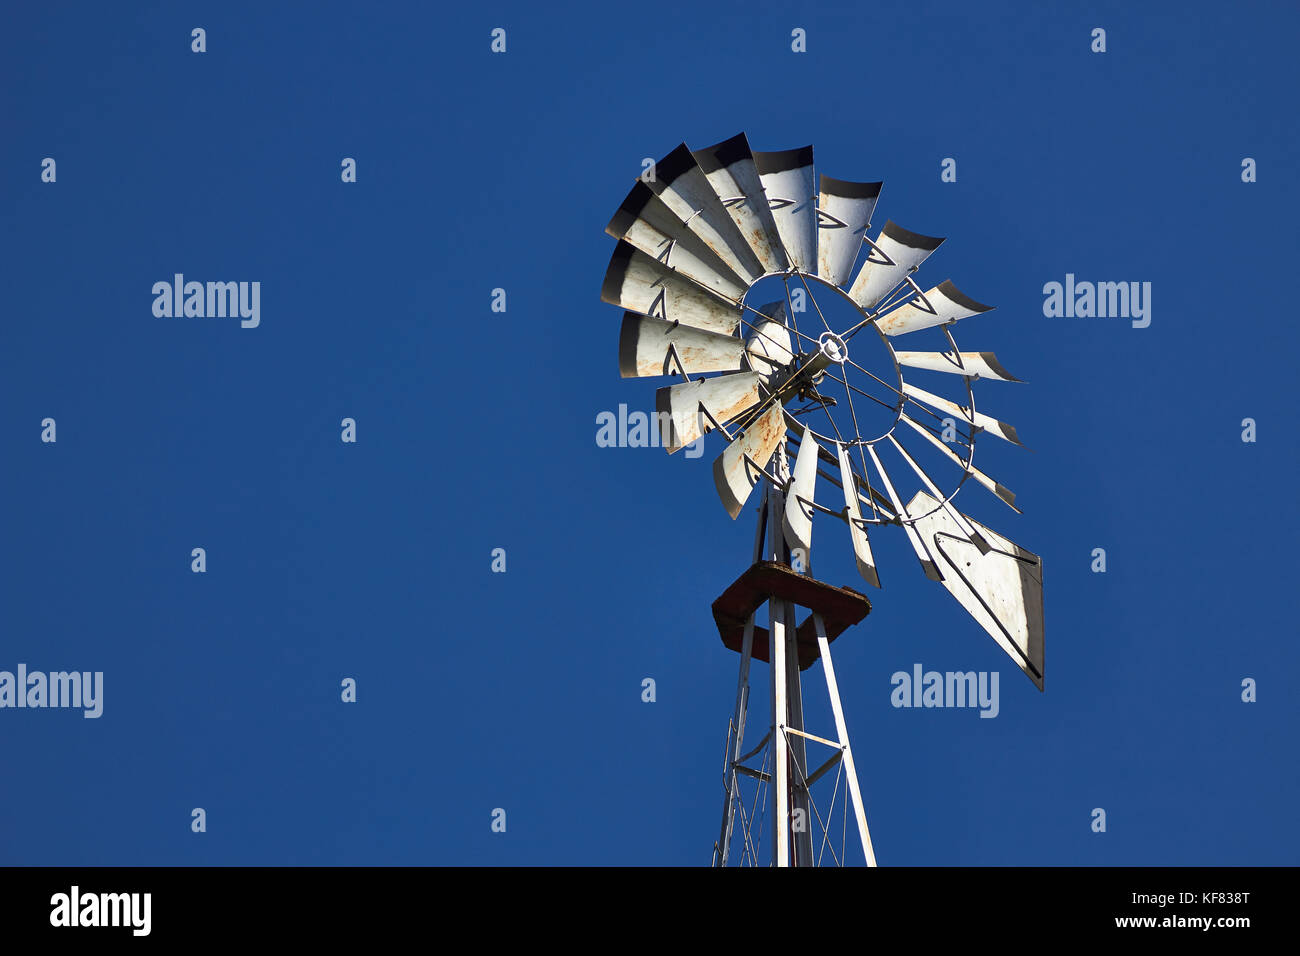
[895,350,1022,383]
[887,435,991,553]
[902,383,1024,446]
[864,443,943,581]
[786,425,899,522]
[744,301,794,386]
[693,132,788,274]
[657,372,761,453]
[619,313,747,379]
[876,279,993,337]
[898,412,1020,512]
[713,404,786,518]
[908,491,1045,690]
[753,147,816,273]
[847,221,945,310]
[606,181,749,302]
[781,426,820,556]
[646,144,765,283]
[817,175,881,288]
[602,241,742,335]
[836,442,881,588]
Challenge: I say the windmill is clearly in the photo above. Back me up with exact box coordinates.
[602,133,1045,866]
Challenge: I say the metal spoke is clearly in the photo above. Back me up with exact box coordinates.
[840,351,906,404]
[842,276,917,340]
[790,272,835,337]
[782,274,807,347]
[817,368,895,414]
[816,397,850,452]
[824,322,876,483]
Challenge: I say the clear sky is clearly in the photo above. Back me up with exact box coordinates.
[2,0,1296,865]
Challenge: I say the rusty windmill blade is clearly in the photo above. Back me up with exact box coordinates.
[602,240,742,335]
[713,403,787,518]
[817,175,882,289]
[780,420,821,556]
[847,221,945,312]
[606,180,750,302]
[649,298,799,451]
[753,146,817,274]
[875,279,993,337]
[743,301,795,385]
[618,313,748,379]
[693,133,789,275]
[645,143,765,284]
[657,373,763,453]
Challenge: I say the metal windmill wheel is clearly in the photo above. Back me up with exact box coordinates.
[602,133,1045,866]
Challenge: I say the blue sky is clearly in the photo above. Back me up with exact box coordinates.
[2,0,1296,865]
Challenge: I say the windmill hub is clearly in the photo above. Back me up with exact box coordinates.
[818,331,848,364]
[787,278,903,444]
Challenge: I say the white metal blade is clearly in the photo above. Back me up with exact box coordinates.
[782,427,820,556]
[647,144,765,283]
[693,133,788,274]
[865,443,943,581]
[753,147,816,273]
[618,313,746,379]
[656,372,761,453]
[894,350,1022,382]
[847,221,945,310]
[817,175,881,288]
[907,491,1045,690]
[902,383,1024,446]
[898,412,1020,512]
[606,180,749,302]
[836,442,881,588]
[744,301,794,386]
[602,241,742,335]
[713,404,786,518]
[887,435,991,553]
[876,279,993,337]
[785,422,899,522]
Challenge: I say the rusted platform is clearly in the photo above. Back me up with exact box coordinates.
[711,561,871,670]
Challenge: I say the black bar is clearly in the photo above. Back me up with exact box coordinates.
[0,866,1285,942]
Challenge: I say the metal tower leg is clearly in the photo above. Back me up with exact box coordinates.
[716,612,755,867]
[764,481,813,866]
[716,614,757,866]
[813,611,877,866]
[785,597,814,866]
[715,484,768,867]
[767,486,790,867]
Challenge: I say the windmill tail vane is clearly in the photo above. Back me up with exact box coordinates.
[602,132,1045,866]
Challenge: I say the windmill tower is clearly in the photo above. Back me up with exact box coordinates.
[603,134,1045,866]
